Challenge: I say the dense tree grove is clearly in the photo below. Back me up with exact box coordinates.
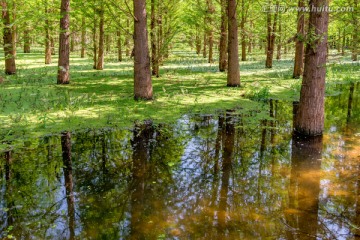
[0,0,359,135]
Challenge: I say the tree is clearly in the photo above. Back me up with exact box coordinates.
[218,0,227,71]
[294,0,330,136]
[265,0,279,68]
[57,0,71,84]
[134,0,153,100]
[227,0,240,87]
[96,1,105,70]
[293,0,306,78]
[1,0,16,75]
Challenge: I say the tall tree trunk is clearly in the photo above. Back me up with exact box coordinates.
[294,0,329,136]
[96,3,105,70]
[276,14,282,60]
[150,0,158,77]
[125,18,130,57]
[342,29,346,56]
[51,36,56,55]
[227,0,240,87]
[265,0,279,68]
[293,0,306,78]
[24,28,31,53]
[207,0,214,63]
[117,31,122,62]
[203,29,207,58]
[196,26,202,55]
[219,0,227,71]
[57,0,71,84]
[45,1,52,64]
[81,17,86,58]
[352,0,358,61]
[1,0,16,75]
[240,0,246,61]
[134,0,153,100]
[11,0,16,57]
[70,33,75,52]
[92,5,97,69]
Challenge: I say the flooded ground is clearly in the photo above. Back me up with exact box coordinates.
[1,82,359,239]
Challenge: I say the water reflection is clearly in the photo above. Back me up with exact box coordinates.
[0,83,359,239]
[286,134,323,239]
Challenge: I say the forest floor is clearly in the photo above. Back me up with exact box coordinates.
[0,48,359,151]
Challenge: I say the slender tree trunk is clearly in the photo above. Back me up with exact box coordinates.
[352,0,358,61]
[240,0,246,61]
[125,18,130,57]
[11,0,16,57]
[293,0,306,78]
[92,5,97,69]
[57,0,71,84]
[150,0,158,76]
[203,29,207,58]
[134,0,153,100]
[70,33,75,52]
[196,27,202,55]
[24,29,31,53]
[276,14,282,60]
[44,1,52,64]
[342,29,346,56]
[227,0,240,87]
[294,0,329,136]
[81,17,86,58]
[265,0,279,68]
[207,0,214,63]
[105,34,110,53]
[219,0,227,71]
[51,36,55,55]
[96,3,105,70]
[1,0,16,75]
[117,31,122,62]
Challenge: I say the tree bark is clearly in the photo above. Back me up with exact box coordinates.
[227,0,240,87]
[351,0,358,61]
[293,0,306,78]
[57,0,71,84]
[240,0,246,61]
[24,29,31,53]
[276,14,282,60]
[265,0,279,68]
[45,1,52,64]
[196,26,202,55]
[150,0,158,76]
[117,31,122,62]
[81,17,86,58]
[92,4,97,69]
[96,2,105,70]
[219,0,227,71]
[134,0,153,100]
[1,0,16,75]
[294,0,329,136]
[207,0,214,63]
[125,18,131,57]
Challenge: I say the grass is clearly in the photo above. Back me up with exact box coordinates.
[0,47,359,151]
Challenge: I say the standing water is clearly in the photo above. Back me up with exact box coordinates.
[0,83,359,239]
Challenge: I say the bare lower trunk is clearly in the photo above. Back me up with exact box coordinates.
[294,0,329,136]
[92,8,97,69]
[342,29,346,56]
[196,28,201,55]
[240,0,246,62]
[125,18,130,57]
[57,0,71,84]
[96,4,105,70]
[203,30,207,58]
[276,15,282,60]
[51,36,55,55]
[219,0,227,71]
[134,0,153,100]
[293,0,306,78]
[1,0,16,75]
[227,0,240,87]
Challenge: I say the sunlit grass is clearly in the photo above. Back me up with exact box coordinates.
[0,47,358,151]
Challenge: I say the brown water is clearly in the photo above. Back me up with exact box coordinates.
[1,83,359,239]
